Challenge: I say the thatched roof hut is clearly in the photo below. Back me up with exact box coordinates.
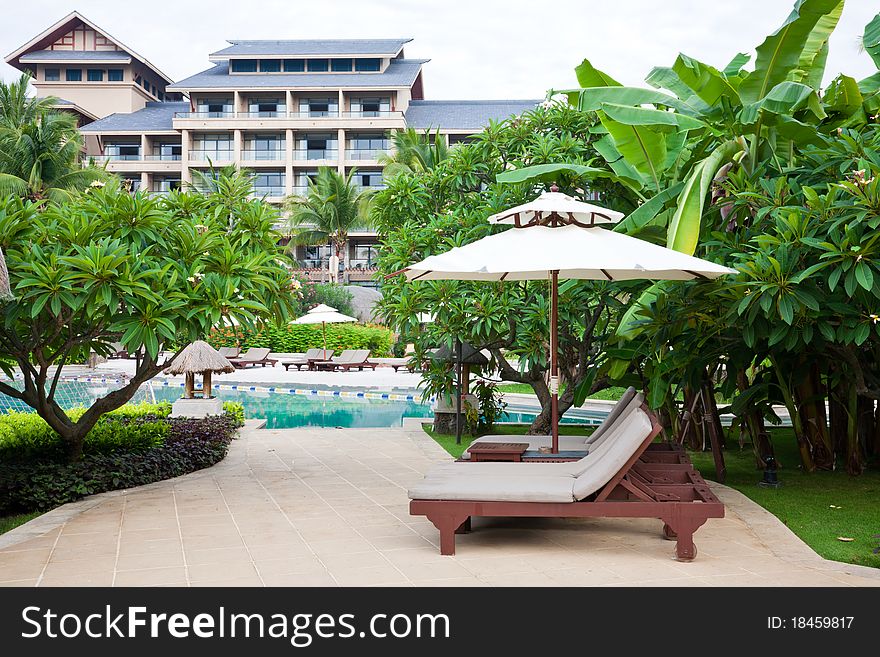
[164,340,234,399]
[164,340,234,375]
[0,247,11,300]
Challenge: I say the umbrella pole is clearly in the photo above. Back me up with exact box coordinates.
[322,321,327,352]
[455,338,463,445]
[550,270,559,453]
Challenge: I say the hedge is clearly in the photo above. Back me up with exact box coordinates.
[0,402,245,515]
[208,323,393,356]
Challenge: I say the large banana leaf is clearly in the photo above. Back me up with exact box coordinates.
[574,59,621,88]
[597,112,675,189]
[739,0,847,103]
[793,0,843,87]
[666,139,745,254]
[571,86,697,115]
[672,54,740,106]
[613,183,684,234]
[592,134,647,190]
[822,75,864,124]
[495,163,617,185]
[723,53,751,77]
[738,81,826,127]
[864,12,880,68]
[599,102,707,131]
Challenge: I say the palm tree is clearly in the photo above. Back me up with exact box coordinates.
[379,127,450,176]
[0,74,105,204]
[285,168,373,277]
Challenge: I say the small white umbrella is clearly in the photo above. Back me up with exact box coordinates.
[292,304,357,352]
[397,188,736,452]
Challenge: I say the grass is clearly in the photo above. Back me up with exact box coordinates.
[690,431,880,569]
[497,384,628,402]
[423,422,880,568]
[0,512,41,535]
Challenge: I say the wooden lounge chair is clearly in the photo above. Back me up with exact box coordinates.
[336,350,377,371]
[228,347,277,368]
[409,405,723,561]
[282,348,332,371]
[313,349,357,371]
[218,346,240,359]
[460,387,640,459]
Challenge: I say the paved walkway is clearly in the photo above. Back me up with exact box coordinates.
[1,423,878,587]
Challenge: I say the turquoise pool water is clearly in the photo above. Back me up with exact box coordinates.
[0,379,601,429]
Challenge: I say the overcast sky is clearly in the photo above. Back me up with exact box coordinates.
[1,0,877,99]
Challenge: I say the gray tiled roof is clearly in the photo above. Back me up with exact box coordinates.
[405,100,539,130]
[80,102,189,132]
[20,50,131,62]
[168,59,426,90]
[212,39,412,57]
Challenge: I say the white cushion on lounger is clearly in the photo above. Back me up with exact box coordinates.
[585,387,638,445]
[408,474,575,503]
[572,408,653,500]
[426,460,583,477]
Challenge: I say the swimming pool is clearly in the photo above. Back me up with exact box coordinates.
[0,378,602,429]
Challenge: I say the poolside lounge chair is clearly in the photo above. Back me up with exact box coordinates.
[336,350,377,371]
[409,404,723,561]
[459,387,640,459]
[282,348,332,371]
[228,347,277,368]
[312,349,356,371]
[218,347,240,359]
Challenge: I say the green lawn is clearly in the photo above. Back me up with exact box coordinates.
[0,512,41,535]
[423,422,880,568]
[497,384,628,402]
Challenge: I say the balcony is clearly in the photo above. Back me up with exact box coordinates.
[175,111,235,119]
[241,149,285,161]
[189,150,234,162]
[251,186,286,198]
[91,154,141,162]
[346,149,386,161]
[143,154,182,161]
[293,149,338,161]
[291,186,310,197]
[172,111,404,122]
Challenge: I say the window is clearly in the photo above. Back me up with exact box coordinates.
[44,68,60,81]
[107,68,123,81]
[350,97,390,117]
[283,59,305,72]
[296,134,337,159]
[352,170,385,189]
[196,99,233,117]
[105,142,141,160]
[347,133,388,159]
[355,58,381,72]
[252,171,285,196]
[245,134,284,159]
[192,133,233,159]
[157,142,182,160]
[122,178,142,192]
[154,177,181,193]
[87,69,104,82]
[248,99,285,116]
[142,79,150,90]
[352,244,377,266]
[230,59,258,73]
[331,58,352,72]
[307,59,329,72]
[259,59,281,73]
[65,69,82,81]
[299,98,337,117]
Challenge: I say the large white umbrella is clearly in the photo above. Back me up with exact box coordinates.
[398,188,737,452]
[292,304,357,352]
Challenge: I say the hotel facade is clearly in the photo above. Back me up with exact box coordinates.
[6,12,537,284]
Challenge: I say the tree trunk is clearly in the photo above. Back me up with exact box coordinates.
[873,400,880,458]
[794,362,833,471]
[679,386,701,450]
[770,355,815,472]
[828,376,847,464]
[845,383,864,476]
[701,376,726,483]
[737,370,773,468]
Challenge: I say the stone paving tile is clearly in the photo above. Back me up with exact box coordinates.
[1,423,878,587]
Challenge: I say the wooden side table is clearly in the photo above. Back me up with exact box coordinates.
[466,442,530,462]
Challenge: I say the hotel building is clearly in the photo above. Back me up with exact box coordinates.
[6,12,537,284]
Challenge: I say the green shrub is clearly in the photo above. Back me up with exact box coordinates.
[0,413,240,514]
[222,401,245,428]
[300,283,356,318]
[0,402,174,462]
[207,323,393,356]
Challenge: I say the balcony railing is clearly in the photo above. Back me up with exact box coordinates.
[173,110,404,120]
[143,154,182,161]
[92,154,141,162]
[346,149,387,160]
[293,149,338,161]
[189,150,233,161]
[241,149,285,160]
[251,186,286,198]
[291,186,310,197]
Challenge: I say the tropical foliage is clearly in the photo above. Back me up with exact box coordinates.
[0,174,295,459]
[379,127,450,177]
[0,74,106,203]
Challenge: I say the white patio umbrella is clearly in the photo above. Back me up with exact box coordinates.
[396,188,737,452]
[292,303,357,352]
